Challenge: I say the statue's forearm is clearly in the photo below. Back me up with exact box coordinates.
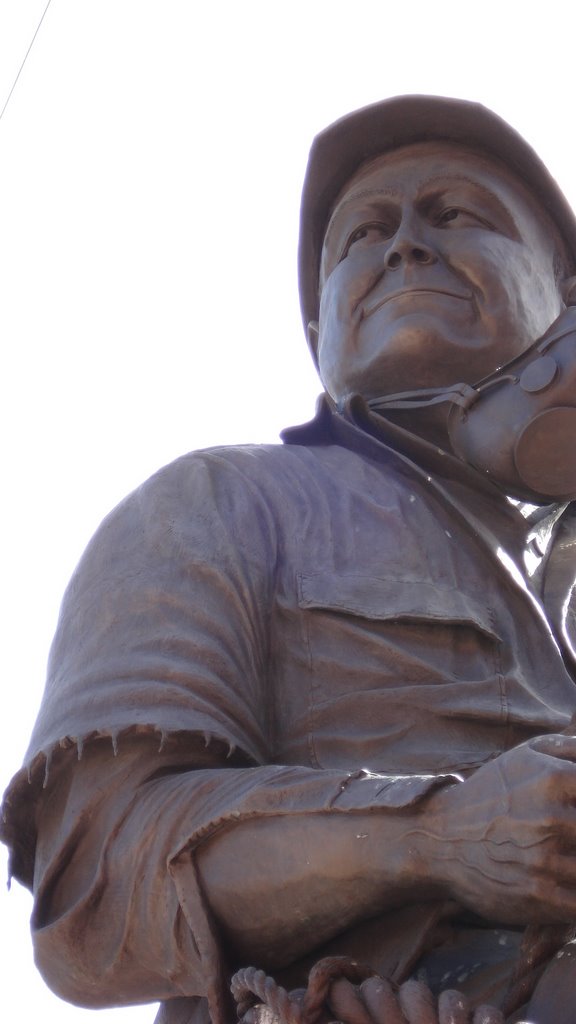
[199,734,576,968]
[196,807,440,967]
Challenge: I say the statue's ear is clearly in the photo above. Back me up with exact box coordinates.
[561,276,576,306]
[307,320,320,366]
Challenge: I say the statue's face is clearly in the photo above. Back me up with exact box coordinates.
[314,142,565,403]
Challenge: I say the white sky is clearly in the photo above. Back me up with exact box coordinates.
[2,1,576,1021]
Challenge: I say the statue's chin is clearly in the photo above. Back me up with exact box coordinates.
[329,326,474,402]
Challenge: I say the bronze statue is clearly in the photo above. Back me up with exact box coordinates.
[3,96,576,1024]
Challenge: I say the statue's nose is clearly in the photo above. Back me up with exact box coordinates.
[384,218,437,269]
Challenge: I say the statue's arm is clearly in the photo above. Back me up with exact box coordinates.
[29,733,452,1007]
[29,729,576,1012]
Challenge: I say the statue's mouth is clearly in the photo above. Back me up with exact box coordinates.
[362,286,472,319]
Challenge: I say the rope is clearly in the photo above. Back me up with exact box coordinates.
[0,0,54,123]
[231,957,508,1024]
[231,966,303,1024]
[303,956,374,1024]
[230,958,373,1024]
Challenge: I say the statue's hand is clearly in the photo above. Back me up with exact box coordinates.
[416,734,576,924]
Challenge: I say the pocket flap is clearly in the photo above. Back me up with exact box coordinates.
[297,572,501,642]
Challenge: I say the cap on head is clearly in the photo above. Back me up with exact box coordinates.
[298,95,576,332]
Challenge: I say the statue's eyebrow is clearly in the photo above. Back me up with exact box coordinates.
[418,174,520,236]
[324,187,400,250]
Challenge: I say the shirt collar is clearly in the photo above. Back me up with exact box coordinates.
[282,391,562,568]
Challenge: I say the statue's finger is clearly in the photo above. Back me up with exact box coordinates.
[529,734,576,762]
[438,989,470,1024]
[397,979,438,1024]
[328,977,375,1024]
[359,977,407,1024]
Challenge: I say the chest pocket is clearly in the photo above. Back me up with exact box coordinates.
[297,571,506,773]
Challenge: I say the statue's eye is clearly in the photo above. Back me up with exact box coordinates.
[436,207,492,230]
[438,208,460,224]
[342,223,391,259]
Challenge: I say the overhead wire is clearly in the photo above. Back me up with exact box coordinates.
[0,0,54,123]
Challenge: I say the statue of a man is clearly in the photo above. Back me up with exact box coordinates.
[4,96,576,1024]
